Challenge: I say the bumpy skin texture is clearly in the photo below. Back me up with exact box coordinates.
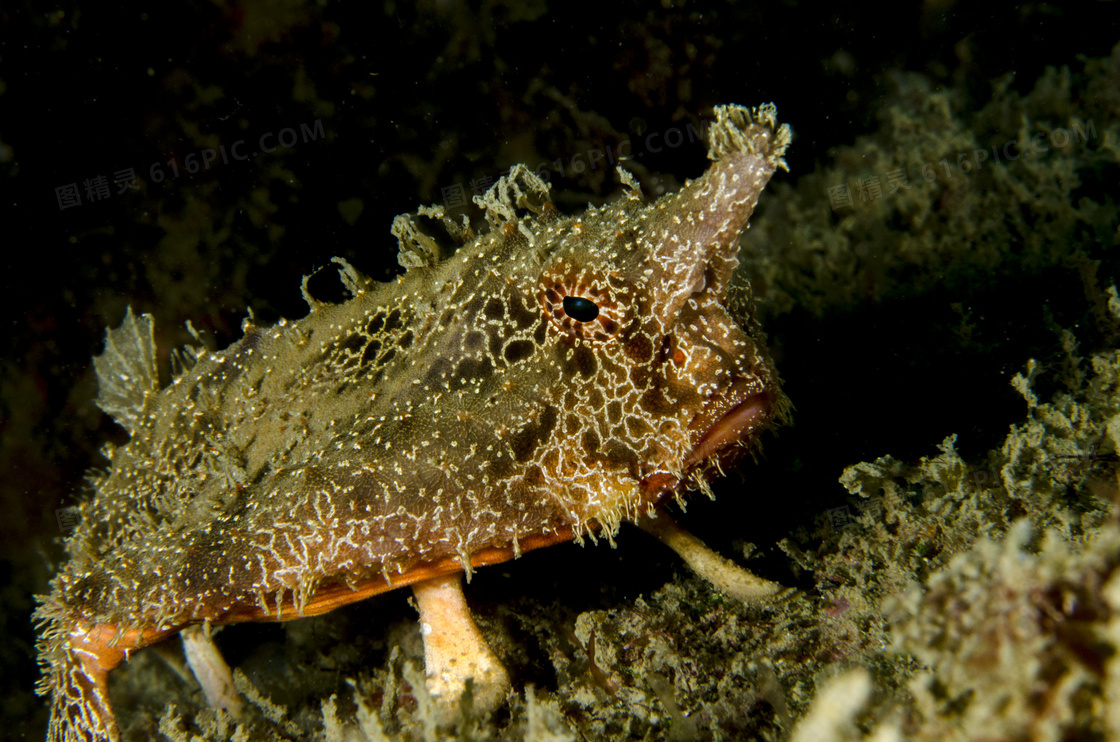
[34,104,791,742]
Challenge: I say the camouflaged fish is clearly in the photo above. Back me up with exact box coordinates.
[35,103,792,741]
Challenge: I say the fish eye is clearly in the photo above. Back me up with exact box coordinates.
[562,296,600,322]
[539,275,624,342]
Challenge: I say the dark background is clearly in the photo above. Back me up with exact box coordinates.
[1,0,1118,737]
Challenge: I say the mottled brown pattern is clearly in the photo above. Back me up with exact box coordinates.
[34,103,791,741]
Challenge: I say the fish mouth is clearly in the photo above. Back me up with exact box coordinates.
[683,390,772,469]
[639,386,773,501]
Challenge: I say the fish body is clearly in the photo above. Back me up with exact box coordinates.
[35,103,790,741]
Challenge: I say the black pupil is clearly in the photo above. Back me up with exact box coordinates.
[562,296,599,322]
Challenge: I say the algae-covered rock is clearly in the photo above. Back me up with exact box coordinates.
[740,45,1120,319]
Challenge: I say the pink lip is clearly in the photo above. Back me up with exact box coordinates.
[683,392,772,469]
[638,390,772,502]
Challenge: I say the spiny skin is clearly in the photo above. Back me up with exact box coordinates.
[35,104,791,742]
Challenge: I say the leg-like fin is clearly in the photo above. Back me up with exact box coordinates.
[639,512,792,602]
[411,573,510,719]
[38,622,124,742]
[181,624,244,719]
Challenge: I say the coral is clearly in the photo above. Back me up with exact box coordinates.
[779,288,1120,740]
[889,521,1120,741]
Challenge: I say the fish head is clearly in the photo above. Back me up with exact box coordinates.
[466,104,791,534]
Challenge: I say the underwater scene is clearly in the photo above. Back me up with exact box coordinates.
[2,1,1119,740]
